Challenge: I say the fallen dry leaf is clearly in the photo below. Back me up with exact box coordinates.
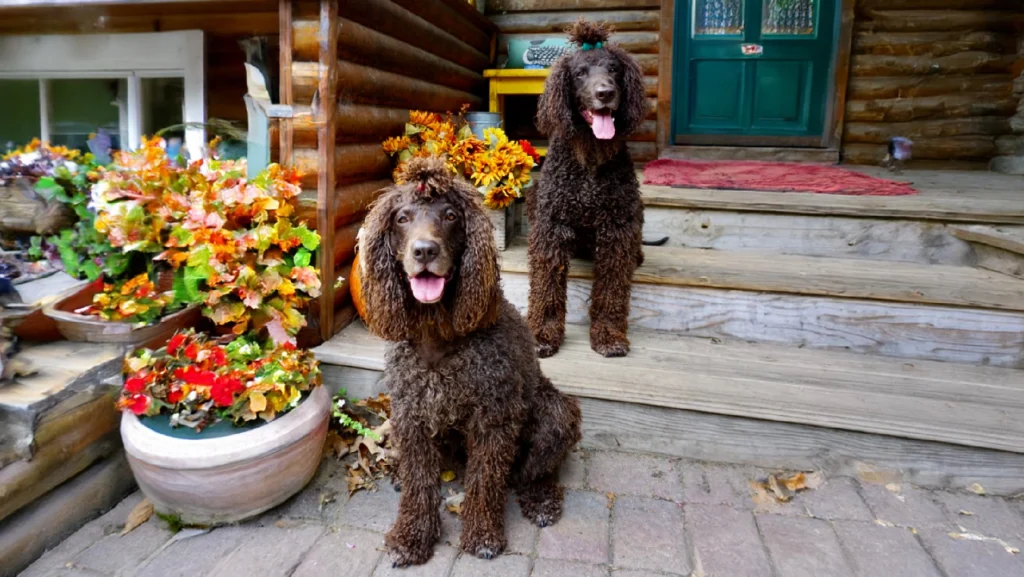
[606,492,617,509]
[441,470,456,483]
[750,471,823,505]
[445,490,465,515]
[958,510,975,517]
[885,483,901,493]
[969,483,986,496]
[121,499,154,536]
[856,465,902,486]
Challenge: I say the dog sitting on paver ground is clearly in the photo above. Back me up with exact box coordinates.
[358,157,582,566]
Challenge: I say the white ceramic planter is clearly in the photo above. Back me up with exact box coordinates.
[120,385,331,525]
[489,206,512,251]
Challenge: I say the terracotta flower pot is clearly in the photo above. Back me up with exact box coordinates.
[120,385,331,526]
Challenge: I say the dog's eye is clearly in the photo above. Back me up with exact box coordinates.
[575,68,587,78]
[445,211,457,222]
[396,214,409,225]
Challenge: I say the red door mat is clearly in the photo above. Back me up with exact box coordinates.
[643,159,918,196]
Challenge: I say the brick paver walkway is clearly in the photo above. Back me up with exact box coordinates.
[20,449,1024,577]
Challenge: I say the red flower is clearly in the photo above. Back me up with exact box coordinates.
[173,366,217,387]
[124,376,147,394]
[166,388,184,404]
[281,342,296,352]
[183,342,200,361]
[123,393,150,415]
[167,333,187,355]
[519,140,541,162]
[210,346,227,367]
[211,376,244,407]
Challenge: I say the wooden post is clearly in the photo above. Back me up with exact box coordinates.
[278,0,294,167]
[655,0,675,155]
[317,0,339,342]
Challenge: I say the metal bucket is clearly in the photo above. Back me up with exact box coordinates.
[465,112,502,139]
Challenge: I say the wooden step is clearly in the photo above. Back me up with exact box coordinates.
[659,145,839,164]
[314,322,1024,455]
[950,224,1024,279]
[498,244,1024,312]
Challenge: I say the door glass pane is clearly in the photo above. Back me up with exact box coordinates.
[48,78,124,152]
[0,80,42,154]
[141,77,185,139]
[694,0,744,37]
[762,0,815,35]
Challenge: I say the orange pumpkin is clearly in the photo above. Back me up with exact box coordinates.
[350,252,367,319]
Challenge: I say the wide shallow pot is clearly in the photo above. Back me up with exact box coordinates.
[120,385,331,525]
[42,278,201,347]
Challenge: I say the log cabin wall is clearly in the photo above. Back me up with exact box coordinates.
[487,0,660,163]
[841,0,1021,165]
[287,0,496,340]
[0,1,280,128]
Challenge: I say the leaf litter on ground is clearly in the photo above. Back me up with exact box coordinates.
[749,471,824,506]
[120,499,154,536]
[328,392,397,496]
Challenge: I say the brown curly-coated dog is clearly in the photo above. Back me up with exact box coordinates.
[528,19,648,358]
[358,157,582,567]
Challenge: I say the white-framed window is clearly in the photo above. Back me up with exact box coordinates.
[0,30,205,158]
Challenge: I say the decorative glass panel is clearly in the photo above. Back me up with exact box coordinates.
[694,0,744,36]
[762,0,815,35]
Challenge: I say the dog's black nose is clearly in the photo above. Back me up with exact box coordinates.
[412,239,440,264]
[595,87,616,102]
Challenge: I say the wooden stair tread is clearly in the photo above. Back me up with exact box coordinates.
[314,322,1024,454]
[949,224,1024,255]
[498,244,1024,312]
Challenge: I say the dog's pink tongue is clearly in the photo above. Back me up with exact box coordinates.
[409,275,446,303]
[591,111,615,140]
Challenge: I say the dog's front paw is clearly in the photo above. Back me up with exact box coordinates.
[592,340,629,358]
[590,326,629,358]
[518,484,564,528]
[385,524,438,567]
[461,529,507,560]
[536,341,560,358]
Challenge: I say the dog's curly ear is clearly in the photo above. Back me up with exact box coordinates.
[358,189,411,341]
[609,44,647,136]
[537,55,576,138]
[450,182,500,336]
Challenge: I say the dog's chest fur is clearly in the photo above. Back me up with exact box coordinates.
[537,138,641,227]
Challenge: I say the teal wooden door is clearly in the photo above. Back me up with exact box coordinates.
[673,0,837,146]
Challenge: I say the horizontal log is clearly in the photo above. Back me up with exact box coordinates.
[851,52,1015,77]
[490,10,660,33]
[848,75,1011,100]
[336,0,491,72]
[334,258,353,310]
[854,31,1016,57]
[293,143,392,189]
[498,31,659,55]
[297,179,390,231]
[627,140,657,162]
[636,53,659,75]
[845,93,1018,122]
[487,0,660,11]
[0,11,278,36]
[292,103,410,148]
[644,75,658,96]
[390,0,493,55]
[844,117,1010,144]
[292,19,485,95]
[292,61,483,110]
[855,10,1019,33]
[857,0,1010,8]
[843,138,999,163]
[631,120,657,142]
[646,97,657,119]
[334,221,362,268]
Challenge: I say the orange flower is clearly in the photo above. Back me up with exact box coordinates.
[484,185,519,210]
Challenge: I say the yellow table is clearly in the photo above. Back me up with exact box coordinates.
[483,69,551,157]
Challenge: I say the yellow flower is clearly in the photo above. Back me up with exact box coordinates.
[382,136,411,155]
[483,127,509,147]
[484,185,519,210]
[410,111,441,127]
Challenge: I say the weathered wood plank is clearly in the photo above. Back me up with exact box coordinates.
[842,139,999,163]
[500,273,1024,368]
[847,75,1011,100]
[845,93,1017,122]
[949,224,1024,255]
[316,0,340,343]
[337,0,490,72]
[844,117,1011,144]
[499,243,1024,311]
[498,31,658,54]
[487,0,660,11]
[857,0,1012,8]
[490,9,659,33]
[655,0,675,154]
[972,244,1024,280]
[856,10,1019,33]
[854,30,1015,57]
[851,52,1015,77]
[279,0,294,167]
[292,61,482,109]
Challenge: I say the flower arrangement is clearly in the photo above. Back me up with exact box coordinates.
[80,273,178,325]
[382,108,540,210]
[117,329,322,430]
[91,137,322,344]
[0,139,83,186]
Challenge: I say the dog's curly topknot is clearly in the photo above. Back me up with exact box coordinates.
[399,156,454,195]
[566,18,613,47]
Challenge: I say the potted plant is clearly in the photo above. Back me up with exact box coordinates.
[117,329,329,525]
[382,108,540,250]
[0,139,79,236]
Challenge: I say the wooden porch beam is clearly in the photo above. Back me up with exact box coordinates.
[316,0,339,342]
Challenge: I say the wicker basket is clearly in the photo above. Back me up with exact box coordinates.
[0,178,75,235]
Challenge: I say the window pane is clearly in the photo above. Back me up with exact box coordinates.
[141,77,185,139]
[48,78,124,152]
[695,0,744,36]
[0,80,41,153]
[762,0,816,35]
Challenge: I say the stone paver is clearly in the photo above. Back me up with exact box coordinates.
[207,523,325,577]
[20,449,1024,577]
[685,504,773,577]
[588,452,682,501]
[759,514,854,577]
[531,559,608,577]
[833,521,942,577]
[536,491,610,564]
[451,553,532,577]
[371,545,458,577]
[612,496,689,575]
[291,528,383,577]
[858,483,950,529]
[919,528,1024,577]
